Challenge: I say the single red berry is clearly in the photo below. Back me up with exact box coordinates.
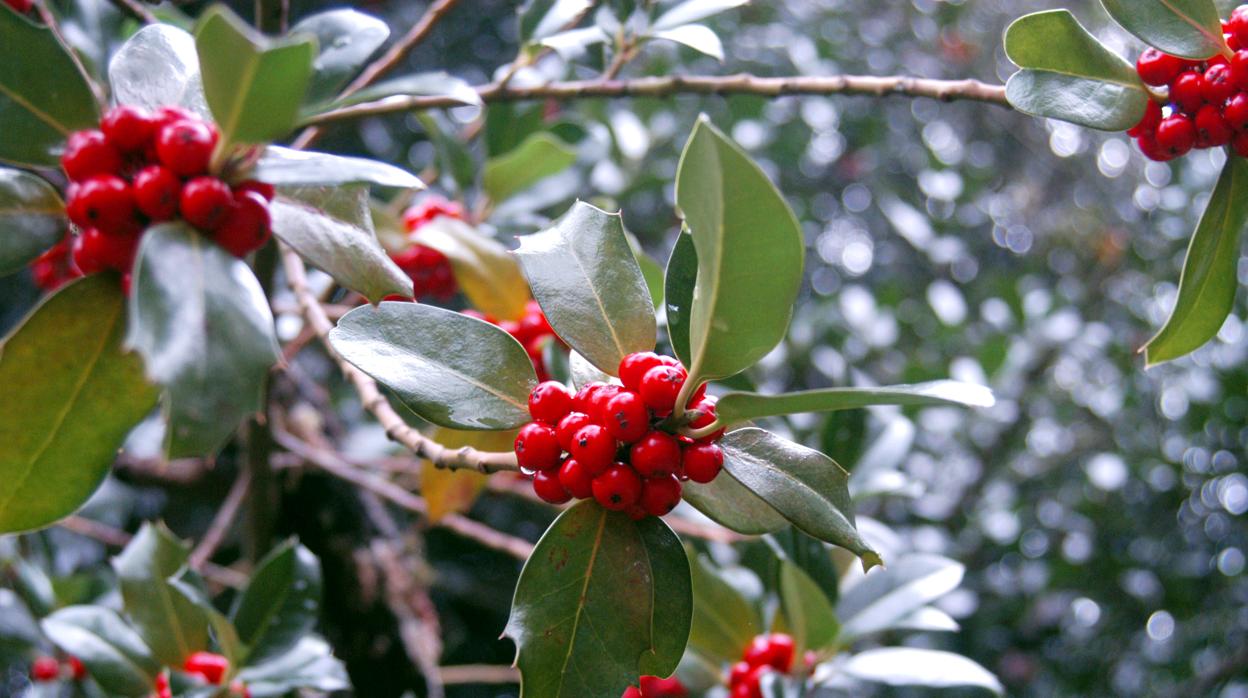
[30,656,59,682]
[234,179,276,201]
[640,474,682,516]
[572,382,609,415]
[1226,92,1248,130]
[1205,63,1237,104]
[766,634,795,671]
[30,239,81,291]
[1156,114,1197,157]
[184,651,229,685]
[72,227,137,274]
[742,666,769,698]
[229,681,252,698]
[639,365,686,414]
[570,424,616,474]
[618,351,666,391]
[603,390,650,443]
[1233,131,1248,157]
[640,675,688,697]
[157,119,218,176]
[533,469,572,504]
[61,130,122,182]
[4,0,34,13]
[730,684,755,698]
[1231,7,1248,48]
[1136,47,1184,86]
[630,431,683,477]
[214,191,272,257]
[516,310,554,346]
[133,165,182,221]
[591,464,642,511]
[743,636,773,665]
[514,422,561,471]
[402,196,465,230]
[67,656,86,681]
[682,443,723,483]
[72,175,138,236]
[1136,133,1172,161]
[180,177,234,230]
[100,105,158,152]
[729,661,752,686]
[1233,51,1248,90]
[556,411,594,452]
[585,384,623,424]
[558,458,594,499]
[529,380,574,424]
[1171,72,1207,114]
[1126,100,1163,138]
[687,396,725,442]
[622,688,643,698]
[1195,104,1233,147]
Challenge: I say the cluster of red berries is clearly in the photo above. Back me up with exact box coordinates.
[513,351,725,518]
[59,105,274,287]
[622,675,688,697]
[29,655,85,683]
[1130,10,1248,160]
[390,197,464,300]
[464,300,559,381]
[727,634,796,698]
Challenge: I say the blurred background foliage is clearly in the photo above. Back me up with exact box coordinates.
[2,0,1247,696]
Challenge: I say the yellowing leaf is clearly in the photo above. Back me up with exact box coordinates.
[416,218,531,321]
[420,427,517,521]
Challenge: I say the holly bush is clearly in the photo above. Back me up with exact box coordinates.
[0,0,1243,696]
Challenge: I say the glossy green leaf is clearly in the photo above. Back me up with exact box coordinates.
[231,540,322,665]
[483,132,577,202]
[675,116,804,382]
[715,380,995,426]
[330,302,536,430]
[0,6,100,166]
[630,237,665,310]
[682,468,788,535]
[41,606,160,697]
[0,168,65,275]
[0,275,157,534]
[1101,0,1224,60]
[836,554,964,640]
[415,216,530,320]
[569,349,613,388]
[168,575,244,668]
[516,201,657,374]
[111,523,209,667]
[778,560,838,653]
[126,223,279,458]
[270,188,413,302]
[505,501,692,697]
[688,553,760,662]
[663,230,697,366]
[840,648,1003,695]
[519,0,593,42]
[318,71,482,111]
[764,528,839,606]
[194,5,316,144]
[291,9,389,106]
[108,24,210,118]
[254,146,423,190]
[1004,10,1149,131]
[721,429,880,569]
[651,0,748,31]
[236,637,350,696]
[1143,156,1248,366]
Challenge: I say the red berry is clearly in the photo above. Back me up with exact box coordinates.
[630,431,682,477]
[1233,131,1248,157]
[72,175,138,236]
[61,130,122,182]
[157,119,218,176]
[687,396,725,442]
[1171,72,1207,114]
[100,105,157,152]
[1233,51,1248,90]
[572,382,608,414]
[556,411,593,452]
[730,684,754,698]
[529,380,574,424]
[234,179,276,201]
[533,469,572,504]
[623,688,643,698]
[184,651,229,685]
[67,656,86,681]
[403,196,465,230]
[514,422,561,471]
[640,474,682,516]
[1195,104,1233,147]
[743,636,773,665]
[558,458,594,499]
[586,384,623,424]
[682,443,723,483]
[1156,114,1197,157]
[603,390,650,443]
[30,239,81,291]
[570,424,616,474]
[1226,93,1248,130]
[4,0,34,13]
[639,365,686,414]
[1136,133,1172,161]
[766,634,795,671]
[1127,101,1163,138]
[1136,47,1184,86]
[618,351,665,391]
[72,227,137,274]
[742,666,769,698]
[30,656,59,682]
[133,165,182,220]
[639,675,688,697]
[1231,7,1248,48]
[591,464,642,511]
[729,661,752,686]
[180,177,234,230]
[1205,63,1237,104]
[214,191,271,257]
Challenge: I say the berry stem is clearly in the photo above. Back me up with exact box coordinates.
[681,420,724,441]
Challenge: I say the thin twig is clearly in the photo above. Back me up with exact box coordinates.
[36,3,105,106]
[105,0,157,24]
[372,541,445,698]
[306,73,1010,126]
[439,665,520,685]
[188,468,252,570]
[57,516,249,589]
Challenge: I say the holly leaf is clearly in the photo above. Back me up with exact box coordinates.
[681,469,788,535]
[0,168,65,276]
[483,131,577,202]
[291,8,390,106]
[126,223,279,458]
[516,201,656,374]
[663,229,697,366]
[0,275,157,534]
[108,24,210,118]
[254,147,425,190]
[688,553,760,662]
[836,554,964,640]
[317,71,482,111]
[41,606,160,697]
[778,560,838,654]
[839,648,1003,694]
[520,0,593,43]
[230,540,322,665]
[1004,10,1150,131]
[505,500,692,697]
[235,637,350,696]
[714,380,995,426]
[330,302,536,430]
[1143,156,1248,365]
[1100,0,1224,60]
